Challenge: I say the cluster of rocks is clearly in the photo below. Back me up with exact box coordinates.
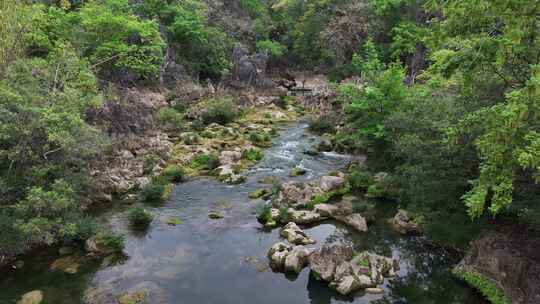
[216,150,246,184]
[267,223,397,296]
[262,174,368,232]
[90,132,173,202]
[308,245,397,295]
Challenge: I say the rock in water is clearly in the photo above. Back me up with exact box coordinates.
[390,209,419,234]
[267,242,312,273]
[280,222,316,245]
[17,290,43,304]
[308,245,354,282]
[335,214,368,232]
[287,208,325,224]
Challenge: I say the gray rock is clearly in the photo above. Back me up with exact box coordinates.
[319,176,345,192]
[17,290,43,304]
[281,222,316,245]
[287,208,325,224]
[390,210,419,234]
[335,214,368,232]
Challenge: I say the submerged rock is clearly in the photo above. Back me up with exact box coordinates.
[280,222,316,245]
[289,167,307,177]
[390,210,419,235]
[17,290,43,304]
[117,291,147,304]
[249,188,271,199]
[208,211,224,219]
[50,255,85,274]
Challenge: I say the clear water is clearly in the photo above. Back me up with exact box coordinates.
[0,122,487,304]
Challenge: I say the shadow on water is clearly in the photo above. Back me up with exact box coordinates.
[0,122,488,304]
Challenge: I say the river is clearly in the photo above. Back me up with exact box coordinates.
[0,121,487,304]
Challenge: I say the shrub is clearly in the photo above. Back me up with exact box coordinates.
[190,120,205,131]
[73,217,99,241]
[139,177,173,203]
[307,193,331,210]
[181,132,200,145]
[98,232,125,252]
[190,153,220,170]
[278,206,291,223]
[143,154,161,175]
[308,113,338,134]
[127,207,153,227]
[347,168,374,191]
[257,204,272,223]
[162,165,185,183]
[249,131,271,147]
[256,40,287,59]
[201,99,237,125]
[157,107,184,130]
[243,148,264,162]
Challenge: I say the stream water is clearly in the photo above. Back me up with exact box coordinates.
[0,122,487,304]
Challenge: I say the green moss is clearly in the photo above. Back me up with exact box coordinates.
[257,205,273,223]
[162,165,185,183]
[249,189,271,199]
[189,153,220,170]
[243,148,264,162]
[289,167,307,176]
[453,268,510,304]
[164,217,182,226]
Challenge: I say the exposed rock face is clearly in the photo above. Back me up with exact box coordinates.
[281,222,316,245]
[314,203,368,232]
[219,150,242,166]
[309,245,398,295]
[390,210,419,235]
[456,232,540,304]
[267,242,313,273]
[231,44,270,87]
[17,290,43,304]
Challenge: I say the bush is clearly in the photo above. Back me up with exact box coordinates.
[73,217,99,241]
[200,130,215,138]
[143,154,161,175]
[243,148,264,162]
[157,107,184,130]
[127,207,153,227]
[190,153,220,170]
[201,99,237,125]
[308,113,339,134]
[181,132,200,145]
[249,131,271,147]
[162,165,185,183]
[347,168,374,191]
[139,177,173,203]
[256,40,287,59]
[190,120,205,131]
[98,232,125,252]
[257,204,272,223]
[307,193,331,210]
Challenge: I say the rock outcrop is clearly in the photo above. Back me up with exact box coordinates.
[456,231,540,304]
[16,290,43,304]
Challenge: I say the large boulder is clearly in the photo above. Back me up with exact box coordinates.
[390,210,419,235]
[275,181,321,209]
[281,222,316,245]
[17,290,43,304]
[267,242,312,273]
[455,232,540,304]
[308,245,354,282]
[219,151,242,166]
[334,214,368,233]
[319,176,345,192]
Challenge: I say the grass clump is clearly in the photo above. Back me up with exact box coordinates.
[96,232,125,253]
[140,177,174,203]
[157,107,184,130]
[347,167,374,191]
[308,113,338,134]
[201,99,237,125]
[189,153,220,170]
[127,207,153,228]
[162,165,185,183]
[248,131,271,147]
[453,268,509,304]
[243,148,264,162]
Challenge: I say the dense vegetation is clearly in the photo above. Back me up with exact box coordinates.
[1,0,539,274]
